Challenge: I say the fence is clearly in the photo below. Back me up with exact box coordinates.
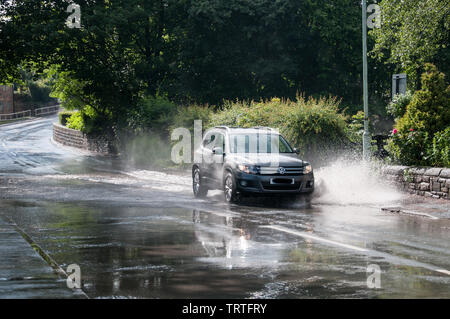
[34,105,60,116]
[0,105,59,121]
[0,110,31,121]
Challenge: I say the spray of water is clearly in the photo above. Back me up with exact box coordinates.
[313,159,404,206]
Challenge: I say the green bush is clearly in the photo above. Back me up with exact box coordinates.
[66,111,84,131]
[425,128,450,167]
[28,80,52,103]
[209,96,352,162]
[128,96,177,135]
[387,130,429,166]
[170,104,212,134]
[59,111,75,126]
[346,111,364,151]
[387,91,413,118]
[82,107,113,136]
[388,64,450,167]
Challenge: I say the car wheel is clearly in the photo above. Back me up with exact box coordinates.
[223,172,239,203]
[193,167,208,198]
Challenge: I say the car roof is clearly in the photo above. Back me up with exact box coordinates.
[212,126,280,134]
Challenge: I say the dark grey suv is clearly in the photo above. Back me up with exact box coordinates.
[192,126,314,203]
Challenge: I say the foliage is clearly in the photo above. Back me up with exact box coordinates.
[170,104,213,135]
[177,0,392,109]
[0,0,392,133]
[27,80,52,103]
[59,111,75,127]
[1,0,176,135]
[387,91,413,119]
[347,111,365,145]
[127,96,177,135]
[80,106,113,136]
[388,130,428,166]
[66,111,84,131]
[13,67,54,103]
[48,69,91,111]
[425,128,450,167]
[396,65,449,136]
[387,64,450,167]
[370,0,450,87]
[209,96,352,163]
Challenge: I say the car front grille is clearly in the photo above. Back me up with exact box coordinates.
[261,181,302,191]
[259,166,304,176]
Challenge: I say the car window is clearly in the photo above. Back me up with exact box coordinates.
[278,135,293,153]
[214,133,225,150]
[229,133,293,153]
[203,132,216,150]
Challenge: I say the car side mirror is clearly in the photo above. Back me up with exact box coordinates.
[293,148,300,154]
[212,147,223,155]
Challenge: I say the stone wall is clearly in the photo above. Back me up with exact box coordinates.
[53,123,114,155]
[382,166,450,200]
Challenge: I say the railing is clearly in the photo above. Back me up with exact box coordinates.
[0,110,32,121]
[34,105,60,117]
[0,105,60,121]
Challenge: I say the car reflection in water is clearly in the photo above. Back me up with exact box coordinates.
[192,210,282,270]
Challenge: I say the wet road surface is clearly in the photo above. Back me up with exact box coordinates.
[0,117,449,298]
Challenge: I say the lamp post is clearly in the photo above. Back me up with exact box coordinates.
[362,0,371,160]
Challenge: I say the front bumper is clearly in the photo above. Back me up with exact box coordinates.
[234,170,314,194]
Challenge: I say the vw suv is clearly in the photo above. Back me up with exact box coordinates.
[192,126,314,203]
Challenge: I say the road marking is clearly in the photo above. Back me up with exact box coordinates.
[262,224,450,276]
[261,225,369,252]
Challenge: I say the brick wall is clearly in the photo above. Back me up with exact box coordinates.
[0,85,14,114]
[53,123,115,155]
[382,166,450,200]
[13,95,32,113]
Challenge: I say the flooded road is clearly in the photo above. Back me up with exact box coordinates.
[0,117,449,298]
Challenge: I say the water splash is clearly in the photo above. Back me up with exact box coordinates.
[313,160,404,206]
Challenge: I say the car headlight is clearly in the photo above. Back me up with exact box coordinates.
[237,164,259,174]
[304,164,313,174]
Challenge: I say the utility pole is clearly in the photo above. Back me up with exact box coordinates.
[362,0,371,160]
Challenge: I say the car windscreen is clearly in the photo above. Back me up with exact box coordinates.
[229,133,294,153]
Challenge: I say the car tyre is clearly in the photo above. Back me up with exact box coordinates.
[193,167,208,198]
[223,172,239,203]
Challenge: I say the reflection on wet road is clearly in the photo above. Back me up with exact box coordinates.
[0,117,449,298]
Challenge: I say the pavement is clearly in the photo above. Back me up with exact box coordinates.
[382,198,450,220]
[0,217,83,299]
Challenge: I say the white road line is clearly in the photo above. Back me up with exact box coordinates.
[261,225,369,252]
[436,269,450,276]
[262,224,450,276]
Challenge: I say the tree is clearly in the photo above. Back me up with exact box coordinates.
[176,0,372,107]
[388,64,450,166]
[370,0,450,88]
[0,0,393,135]
[0,0,181,134]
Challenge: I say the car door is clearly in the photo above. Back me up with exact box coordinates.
[201,130,216,180]
[211,132,225,181]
